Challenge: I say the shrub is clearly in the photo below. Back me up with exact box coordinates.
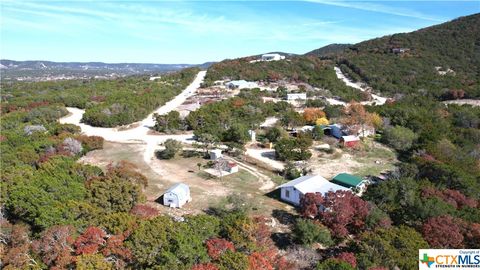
[293,219,333,247]
[156,139,182,159]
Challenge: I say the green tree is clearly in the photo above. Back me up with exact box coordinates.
[218,250,248,270]
[280,110,305,129]
[265,126,285,143]
[158,139,183,159]
[382,125,418,151]
[275,137,312,161]
[316,259,355,270]
[88,175,144,213]
[293,219,333,247]
[127,216,210,269]
[153,111,183,133]
[312,125,324,140]
[76,254,113,270]
[355,226,429,270]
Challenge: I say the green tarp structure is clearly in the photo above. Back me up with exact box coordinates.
[331,173,363,188]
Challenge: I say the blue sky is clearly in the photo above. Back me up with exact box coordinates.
[1,1,479,64]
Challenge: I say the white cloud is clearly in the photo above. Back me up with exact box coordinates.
[305,0,446,21]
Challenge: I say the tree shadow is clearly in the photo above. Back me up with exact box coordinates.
[272,232,293,250]
[154,194,164,205]
[271,209,298,226]
[265,188,281,200]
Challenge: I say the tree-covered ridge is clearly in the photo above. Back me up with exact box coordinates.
[336,13,480,98]
[304,43,351,58]
[1,67,200,127]
[204,56,365,101]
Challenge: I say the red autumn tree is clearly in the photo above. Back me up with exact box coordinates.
[252,216,275,250]
[275,256,297,270]
[191,263,219,270]
[464,223,480,248]
[74,226,107,255]
[249,252,274,270]
[302,190,370,238]
[130,204,159,219]
[102,233,132,269]
[422,215,464,248]
[441,189,477,208]
[299,192,324,218]
[422,188,477,209]
[206,238,235,260]
[336,252,357,268]
[2,224,35,269]
[32,225,75,270]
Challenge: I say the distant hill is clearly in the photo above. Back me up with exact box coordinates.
[0,59,213,81]
[333,13,480,99]
[305,43,351,58]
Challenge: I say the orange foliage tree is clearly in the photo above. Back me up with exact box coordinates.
[303,108,326,124]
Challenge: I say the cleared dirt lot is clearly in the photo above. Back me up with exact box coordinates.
[309,140,397,179]
[80,142,292,216]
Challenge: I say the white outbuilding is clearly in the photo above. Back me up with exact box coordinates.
[225,80,259,89]
[163,183,192,208]
[278,175,350,206]
[210,149,223,160]
[287,93,307,101]
[261,53,285,61]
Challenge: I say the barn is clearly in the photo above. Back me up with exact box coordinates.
[163,183,192,208]
[340,135,360,147]
[277,175,350,206]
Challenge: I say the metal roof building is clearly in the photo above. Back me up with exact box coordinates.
[163,183,191,208]
[278,175,350,206]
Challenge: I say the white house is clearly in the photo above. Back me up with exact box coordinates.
[261,53,285,61]
[278,175,350,206]
[210,149,223,160]
[163,183,192,208]
[225,80,258,89]
[287,93,307,101]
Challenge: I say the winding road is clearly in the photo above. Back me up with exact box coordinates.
[59,70,207,163]
[333,67,387,105]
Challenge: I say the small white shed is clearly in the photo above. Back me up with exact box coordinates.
[210,149,223,160]
[163,183,192,208]
[287,93,307,101]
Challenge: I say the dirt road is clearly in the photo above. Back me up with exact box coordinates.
[333,67,387,105]
[59,70,207,163]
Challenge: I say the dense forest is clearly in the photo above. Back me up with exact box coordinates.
[1,68,199,127]
[204,56,365,102]
[334,14,480,98]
